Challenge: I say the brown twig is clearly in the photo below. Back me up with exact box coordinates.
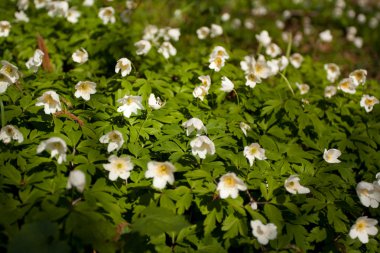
[37,34,54,72]
[54,110,84,126]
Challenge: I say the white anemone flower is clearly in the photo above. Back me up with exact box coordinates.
[349,217,378,244]
[37,137,67,164]
[240,122,251,136]
[145,161,175,189]
[319,29,333,42]
[117,95,144,118]
[15,11,30,23]
[209,56,225,72]
[210,24,223,38]
[134,40,152,55]
[250,220,277,245]
[245,73,261,88]
[34,0,50,9]
[244,143,266,166]
[356,181,380,208]
[338,78,357,94]
[284,175,310,194]
[47,1,69,18]
[360,95,379,113]
[196,26,210,40]
[193,85,209,101]
[157,42,177,59]
[83,0,94,7]
[323,148,341,163]
[349,69,367,86]
[1,61,20,84]
[103,155,134,181]
[74,81,96,101]
[99,130,124,153]
[289,53,304,69]
[190,135,215,159]
[17,0,29,10]
[0,21,11,37]
[324,63,341,83]
[0,75,11,94]
[35,90,62,114]
[265,43,282,58]
[165,28,180,41]
[199,75,211,89]
[255,30,272,46]
[72,48,88,64]
[66,170,86,192]
[217,172,247,199]
[142,25,158,41]
[115,58,132,77]
[296,83,310,95]
[98,7,116,24]
[182,118,206,136]
[210,46,229,60]
[0,125,24,144]
[220,76,234,93]
[325,86,337,98]
[26,49,44,73]
[148,93,165,110]
[67,8,81,23]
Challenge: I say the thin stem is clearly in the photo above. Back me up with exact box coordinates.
[279,72,295,96]
[0,97,4,127]
[233,89,240,107]
[257,42,263,56]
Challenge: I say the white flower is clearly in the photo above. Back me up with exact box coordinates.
[244,143,266,166]
[240,56,270,81]
[265,43,282,58]
[66,170,86,192]
[37,137,67,164]
[115,58,132,77]
[83,0,94,7]
[324,86,337,98]
[220,76,234,93]
[319,29,333,42]
[199,75,211,89]
[296,83,310,95]
[0,125,24,144]
[18,0,29,10]
[74,81,96,101]
[193,85,208,101]
[143,25,158,41]
[34,0,50,9]
[148,93,164,110]
[99,130,124,153]
[98,7,115,24]
[117,95,144,118]
[35,90,62,114]
[15,11,30,23]
[210,24,223,38]
[353,37,363,48]
[210,46,229,60]
[240,122,251,136]
[360,95,379,113]
[349,69,367,86]
[324,63,341,83]
[67,8,81,24]
[323,148,341,163]
[190,135,215,159]
[72,48,88,64]
[250,220,277,245]
[338,78,356,94]
[196,26,210,40]
[145,161,175,189]
[103,155,134,181]
[255,30,272,46]
[284,175,310,194]
[134,40,152,55]
[26,49,44,73]
[289,53,304,69]
[217,172,247,199]
[221,12,230,22]
[47,1,69,18]
[1,61,20,83]
[209,56,225,72]
[267,59,280,76]
[157,42,177,59]
[250,201,258,210]
[0,75,11,94]
[245,73,261,88]
[166,28,180,41]
[349,217,378,244]
[182,118,206,136]
[356,181,380,208]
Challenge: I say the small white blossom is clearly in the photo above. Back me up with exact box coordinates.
[217,172,247,199]
[210,24,223,38]
[324,86,337,98]
[296,83,310,95]
[98,7,115,24]
[0,75,11,94]
[143,25,158,41]
[134,40,152,55]
[166,28,180,41]
[198,75,211,89]
[349,217,378,244]
[117,95,144,118]
[182,118,206,136]
[284,175,310,194]
[0,125,24,144]
[356,181,380,208]
[74,81,96,101]
[289,53,304,69]
[323,148,341,163]
[324,63,341,83]
[26,49,44,73]
[35,90,62,114]
[250,220,277,245]
[157,42,177,59]
[67,8,81,23]
[66,170,86,192]
[103,155,134,181]
[250,201,258,210]
[220,76,234,93]
[34,0,50,9]
[99,130,124,153]
[196,26,210,40]
[240,122,251,136]
[190,135,215,159]
[193,85,208,101]
[145,161,175,189]
[210,46,229,60]
[15,11,30,22]
[244,143,266,166]
[115,58,132,77]
[148,93,164,110]
[319,29,333,42]
[18,0,29,10]
[349,69,367,86]
[72,48,88,64]
[255,30,271,46]
[338,78,356,94]
[37,137,67,164]
[265,43,282,58]
[221,13,230,22]
[47,1,69,18]
[0,61,20,84]
[83,0,94,7]
[209,56,225,72]
[360,95,379,113]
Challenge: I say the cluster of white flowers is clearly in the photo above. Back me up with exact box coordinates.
[193,75,211,101]
[26,49,44,72]
[196,24,223,40]
[209,46,229,72]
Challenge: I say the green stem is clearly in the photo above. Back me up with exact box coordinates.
[279,72,295,96]
[257,42,263,56]
[0,97,4,127]
[233,89,240,106]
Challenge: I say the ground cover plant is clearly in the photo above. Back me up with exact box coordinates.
[0,0,380,252]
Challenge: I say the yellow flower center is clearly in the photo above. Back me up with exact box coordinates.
[356,221,367,232]
[328,65,337,72]
[365,99,374,106]
[6,127,14,135]
[116,162,124,170]
[109,132,120,141]
[78,82,90,92]
[157,165,169,176]
[3,65,13,75]
[359,188,369,196]
[217,50,225,57]
[44,94,56,105]
[354,72,363,81]
[104,9,113,17]
[255,64,264,74]
[126,97,134,105]
[250,147,258,155]
[214,57,223,67]
[288,181,295,188]
[340,80,350,89]
[223,175,236,187]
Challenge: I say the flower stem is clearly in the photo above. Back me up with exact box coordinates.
[279,72,295,96]
[0,97,4,127]
[233,89,240,106]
